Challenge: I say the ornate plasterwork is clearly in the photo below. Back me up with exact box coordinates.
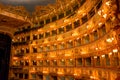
[0,0,76,23]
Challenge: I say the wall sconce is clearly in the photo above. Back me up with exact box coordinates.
[106,1,111,6]
[113,49,118,53]
[94,56,97,58]
[101,55,105,58]
[109,52,112,55]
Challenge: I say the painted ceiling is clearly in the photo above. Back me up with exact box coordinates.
[0,0,56,12]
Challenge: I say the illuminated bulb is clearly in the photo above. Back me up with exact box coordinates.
[82,13,86,16]
[96,48,98,50]
[13,57,18,60]
[77,38,80,40]
[101,55,105,58]
[12,39,14,42]
[86,25,89,29]
[70,59,73,61]
[102,10,104,12]
[69,40,72,42]
[103,14,107,19]
[43,71,48,74]
[75,18,79,21]
[50,25,55,28]
[90,76,96,79]
[81,52,86,54]
[57,36,63,41]
[113,49,118,53]
[37,56,41,59]
[77,10,81,14]
[74,73,78,76]
[24,57,28,59]
[92,29,95,32]
[57,72,63,74]
[64,19,69,22]
[106,1,111,6]
[47,45,50,46]
[84,34,87,36]
[111,37,114,40]
[38,29,42,32]
[94,56,97,58]
[109,52,112,55]
[72,32,78,36]
[106,38,112,43]
[98,22,102,26]
[61,59,64,62]
[98,10,102,15]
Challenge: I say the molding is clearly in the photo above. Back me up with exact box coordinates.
[0,25,15,37]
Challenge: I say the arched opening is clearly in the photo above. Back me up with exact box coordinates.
[0,33,11,80]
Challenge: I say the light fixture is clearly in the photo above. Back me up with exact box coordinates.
[106,1,111,6]
[37,56,41,59]
[94,56,97,58]
[106,37,114,43]
[13,57,18,60]
[101,55,105,58]
[113,49,118,53]
[64,19,69,23]
[61,59,64,62]
[96,48,98,50]
[75,18,79,21]
[69,40,72,42]
[76,37,80,40]
[72,32,78,36]
[70,59,73,61]
[109,52,112,55]
[82,13,86,16]
[98,10,102,15]
[106,38,112,43]
[98,22,102,26]
[103,14,107,19]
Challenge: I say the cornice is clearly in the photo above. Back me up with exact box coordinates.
[0,25,16,37]
[0,0,76,24]
[0,4,31,22]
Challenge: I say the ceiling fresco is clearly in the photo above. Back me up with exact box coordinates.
[0,0,56,12]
